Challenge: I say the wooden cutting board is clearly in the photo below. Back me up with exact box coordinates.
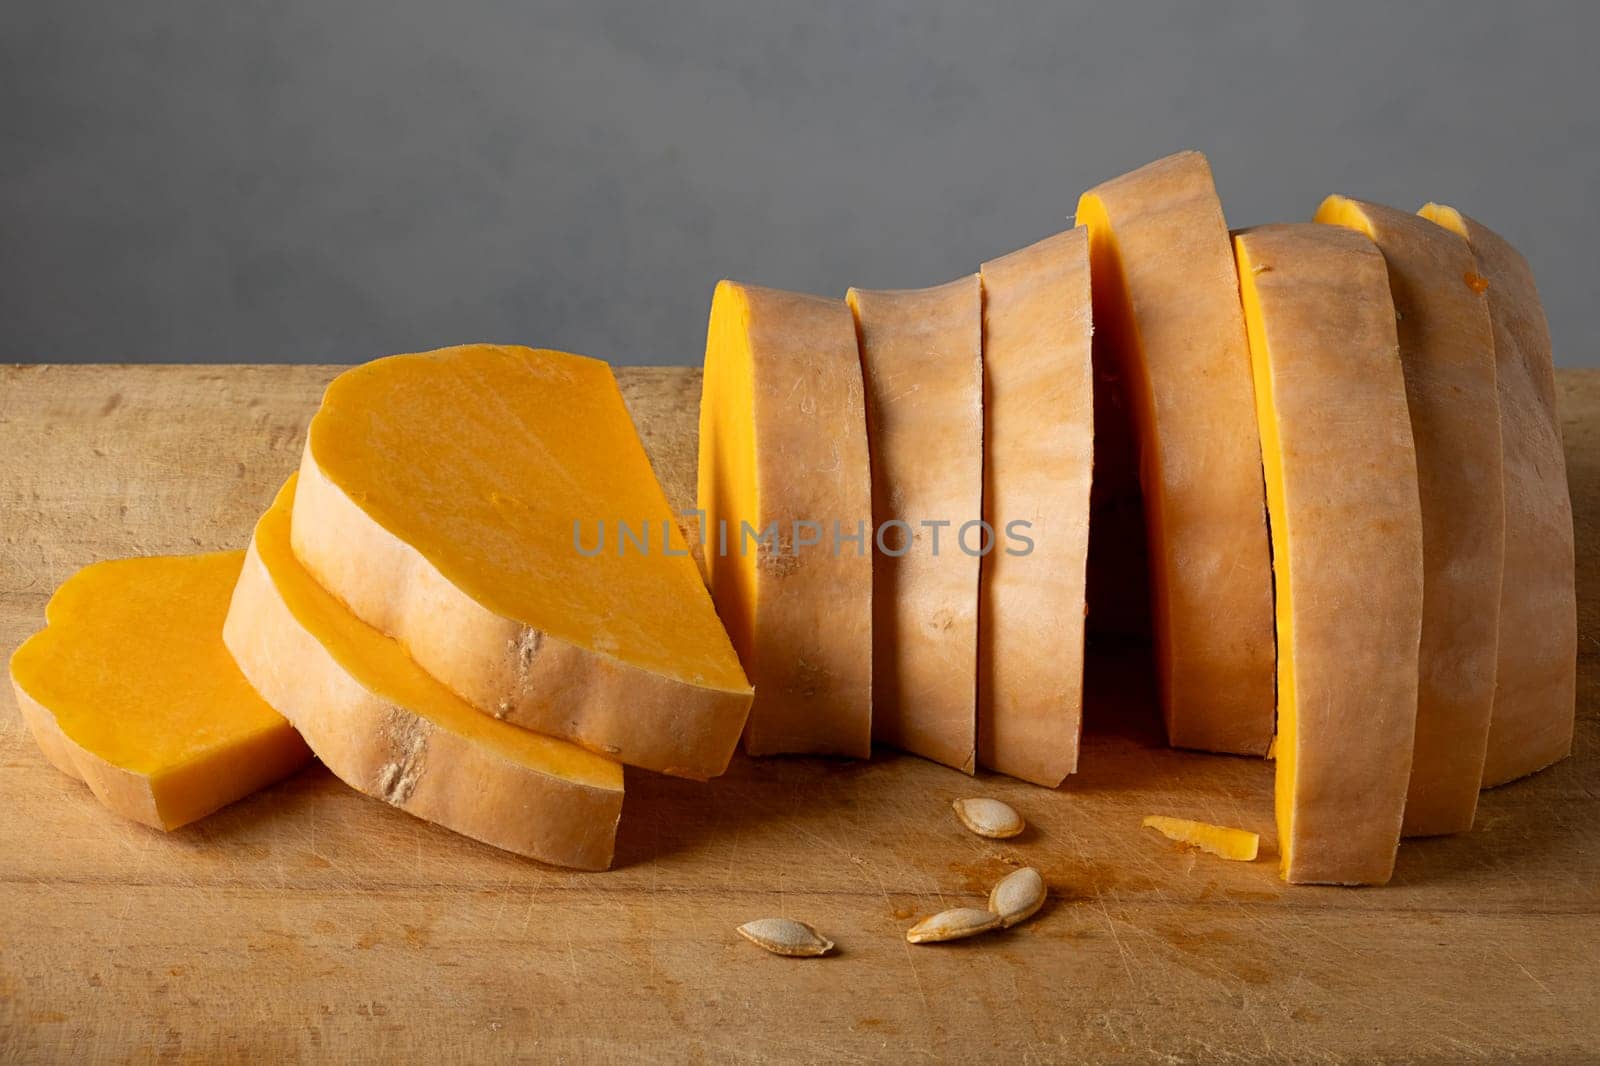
[2,364,1596,1063]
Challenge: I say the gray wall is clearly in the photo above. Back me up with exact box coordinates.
[4,1,1597,366]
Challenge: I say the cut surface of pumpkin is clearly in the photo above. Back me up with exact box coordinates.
[291,344,752,780]
[1316,196,1504,836]
[697,281,873,758]
[10,552,311,831]
[1236,223,1423,885]
[1419,203,1576,788]
[1075,151,1275,757]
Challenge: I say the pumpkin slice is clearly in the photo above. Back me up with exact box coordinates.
[1075,151,1275,756]
[1236,223,1424,884]
[1316,197,1504,836]
[696,281,874,757]
[848,276,983,773]
[976,229,1095,786]
[10,552,311,830]
[1418,203,1576,787]
[291,344,752,780]
[227,478,624,869]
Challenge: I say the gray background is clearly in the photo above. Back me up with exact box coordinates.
[4,1,1597,366]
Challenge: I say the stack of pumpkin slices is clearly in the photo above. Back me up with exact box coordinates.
[696,153,1574,885]
[14,345,756,870]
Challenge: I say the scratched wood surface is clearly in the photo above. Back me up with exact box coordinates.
[2,364,1597,1064]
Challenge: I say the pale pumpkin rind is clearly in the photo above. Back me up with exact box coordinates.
[226,478,624,870]
[1076,151,1276,757]
[1418,203,1576,789]
[976,229,1095,786]
[697,281,874,758]
[1316,197,1504,837]
[848,277,984,773]
[1237,223,1423,884]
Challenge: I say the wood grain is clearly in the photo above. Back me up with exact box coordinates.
[2,364,1597,1063]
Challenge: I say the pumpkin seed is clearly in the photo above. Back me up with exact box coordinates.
[988,867,1046,928]
[952,797,1025,839]
[906,907,1002,944]
[737,918,834,957]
